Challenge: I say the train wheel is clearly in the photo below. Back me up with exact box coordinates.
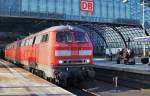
[29,67,32,72]
[37,70,43,77]
[31,68,34,74]
[34,69,38,75]
[43,73,47,80]
[55,76,67,88]
[32,69,37,75]
[50,78,55,83]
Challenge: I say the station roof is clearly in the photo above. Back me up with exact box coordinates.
[78,23,150,55]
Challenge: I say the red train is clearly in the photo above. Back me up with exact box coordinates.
[5,25,95,86]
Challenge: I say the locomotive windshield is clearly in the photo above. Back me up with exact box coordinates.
[75,32,88,42]
[56,32,72,42]
[56,31,88,42]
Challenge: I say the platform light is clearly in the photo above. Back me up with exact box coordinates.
[123,0,129,3]
[68,26,74,30]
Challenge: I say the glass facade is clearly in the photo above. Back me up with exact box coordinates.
[78,24,150,55]
[0,0,149,24]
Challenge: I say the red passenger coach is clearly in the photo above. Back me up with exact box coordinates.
[5,25,95,87]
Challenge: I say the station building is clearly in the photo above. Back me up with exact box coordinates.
[0,0,150,56]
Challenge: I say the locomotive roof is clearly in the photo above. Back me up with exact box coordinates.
[23,25,86,40]
[5,25,86,47]
[28,25,86,38]
[45,25,86,33]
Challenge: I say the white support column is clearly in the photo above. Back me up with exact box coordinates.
[142,0,146,56]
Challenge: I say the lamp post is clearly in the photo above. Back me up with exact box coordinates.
[141,0,146,56]
[123,0,146,56]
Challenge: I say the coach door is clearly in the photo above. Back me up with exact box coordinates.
[33,35,42,66]
[39,34,49,65]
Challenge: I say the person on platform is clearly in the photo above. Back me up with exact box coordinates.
[116,49,123,64]
[108,49,113,61]
[128,49,135,65]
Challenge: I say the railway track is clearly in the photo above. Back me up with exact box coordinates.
[67,80,139,96]
[94,68,150,89]
[67,70,150,96]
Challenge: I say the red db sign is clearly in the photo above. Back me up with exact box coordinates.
[80,0,94,13]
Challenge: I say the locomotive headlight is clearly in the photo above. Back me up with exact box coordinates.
[58,60,64,64]
[86,59,90,63]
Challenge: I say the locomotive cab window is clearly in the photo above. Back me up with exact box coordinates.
[75,32,88,42]
[56,32,72,42]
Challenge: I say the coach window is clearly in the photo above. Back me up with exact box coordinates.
[28,38,33,45]
[34,35,42,44]
[23,40,26,46]
[26,39,28,46]
[24,40,27,46]
[21,41,24,46]
[19,42,21,47]
[27,39,30,46]
[30,39,32,45]
[25,40,27,46]
[25,40,28,46]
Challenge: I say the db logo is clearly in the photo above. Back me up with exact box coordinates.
[80,0,94,13]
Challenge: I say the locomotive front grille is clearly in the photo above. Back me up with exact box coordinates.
[59,59,90,64]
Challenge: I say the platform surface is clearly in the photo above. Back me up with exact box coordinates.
[94,58,150,75]
[0,59,75,96]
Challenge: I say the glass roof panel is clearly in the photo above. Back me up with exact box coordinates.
[96,25,125,48]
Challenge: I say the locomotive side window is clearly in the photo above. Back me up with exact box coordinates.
[75,32,88,42]
[56,32,72,42]
[45,34,49,42]
[41,34,49,42]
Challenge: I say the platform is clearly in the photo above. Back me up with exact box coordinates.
[0,59,75,96]
[94,58,150,75]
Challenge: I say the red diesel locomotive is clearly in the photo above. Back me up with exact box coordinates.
[5,25,95,86]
